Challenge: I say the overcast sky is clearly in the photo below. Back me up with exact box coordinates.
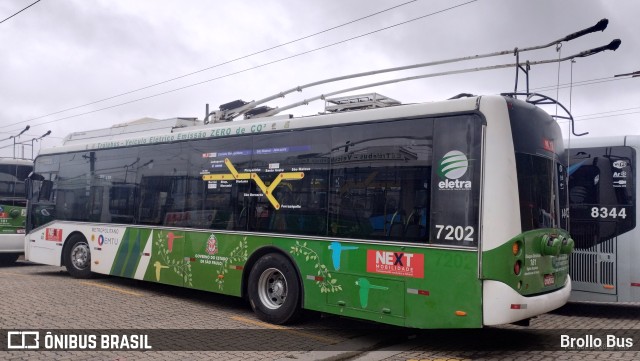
[1,0,638,158]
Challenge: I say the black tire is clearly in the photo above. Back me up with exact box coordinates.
[63,234,92,279]
[0,253,20,266]
[248,253,301,325]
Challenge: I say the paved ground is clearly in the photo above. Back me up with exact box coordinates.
[1,260,639,360]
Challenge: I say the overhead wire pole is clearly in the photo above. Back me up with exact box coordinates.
[256,39,621,137]
[215,19,610,121]
[7,126,30,159]
[26,130,51,159]
[614,70,640,78]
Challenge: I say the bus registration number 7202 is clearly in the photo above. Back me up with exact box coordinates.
[434,225,474,242]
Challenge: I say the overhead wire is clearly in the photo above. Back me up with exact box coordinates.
[10,0,422,126]
[0,0,42,24]
[5,0,479,131]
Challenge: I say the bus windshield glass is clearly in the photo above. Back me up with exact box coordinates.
[0,164,31,202]
[516,153,567,231]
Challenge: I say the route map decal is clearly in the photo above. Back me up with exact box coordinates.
[202,158,304,210]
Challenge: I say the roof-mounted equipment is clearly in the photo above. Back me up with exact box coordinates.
[324,93,400,113]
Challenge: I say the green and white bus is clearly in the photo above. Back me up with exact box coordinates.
[25,93,573,328]
[0,158,32,265]
[567,135,639,302]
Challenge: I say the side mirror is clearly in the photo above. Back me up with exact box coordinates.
[28,171,45,181]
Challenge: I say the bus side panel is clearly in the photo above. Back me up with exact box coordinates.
[405,249,481,328]
[107,227,151,278]
[288,239,482,328]
[25,223,66,266]
[183,232,259,297]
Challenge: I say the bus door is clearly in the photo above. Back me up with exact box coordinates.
[568,146,635,298]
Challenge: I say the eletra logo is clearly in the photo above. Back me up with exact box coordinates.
[437,150,471,190]
[438,150,469,179]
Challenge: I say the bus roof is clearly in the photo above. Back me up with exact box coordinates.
[565,135,640,149]
[0,157,33,167]
[40,95,495,156]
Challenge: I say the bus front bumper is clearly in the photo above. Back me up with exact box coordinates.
[0,234,25,254]
[482,276,571,326]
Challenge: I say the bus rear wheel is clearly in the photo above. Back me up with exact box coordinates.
[248,253,301,325]
[64,235,92,279]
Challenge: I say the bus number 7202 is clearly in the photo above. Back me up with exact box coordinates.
[435,225,475,242]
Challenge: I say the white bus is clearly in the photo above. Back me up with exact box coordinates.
[25,93,574,327]
[567,136,640,302]
[0,158,32,265]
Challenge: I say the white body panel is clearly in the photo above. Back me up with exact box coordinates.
[0,234,24,253]
[478,96,522,252]
[483,277,572,325]
[63,117,200,145]
[26,222,133,271]
[40,98,480,155]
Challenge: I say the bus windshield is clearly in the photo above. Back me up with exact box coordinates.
[516,153,567,231]
[0,164,31,203]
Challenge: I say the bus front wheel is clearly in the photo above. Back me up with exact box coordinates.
[64,235,92,279]
[248,253,301,325]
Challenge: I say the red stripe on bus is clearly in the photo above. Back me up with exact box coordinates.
[631,283,640,287]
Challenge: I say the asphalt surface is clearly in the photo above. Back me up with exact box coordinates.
[1,260,639,360]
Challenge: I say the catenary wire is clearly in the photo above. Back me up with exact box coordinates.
[0,0,42,24]
[5,0,479,131]
[12,0,421,125]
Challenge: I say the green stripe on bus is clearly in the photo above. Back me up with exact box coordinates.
[122,229,143,278]
[111,228,133,277]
